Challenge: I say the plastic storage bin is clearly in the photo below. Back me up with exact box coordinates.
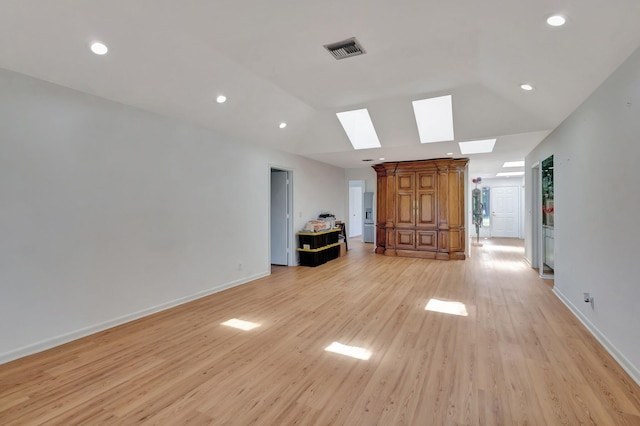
[297,243,340,267]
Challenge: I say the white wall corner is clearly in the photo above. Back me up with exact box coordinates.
[0,272,269,366]
[553,287,640,387]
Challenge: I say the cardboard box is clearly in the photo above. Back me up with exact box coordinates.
[339,242,346,257]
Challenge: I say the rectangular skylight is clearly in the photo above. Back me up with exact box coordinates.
[458,139,496,154]
[336,108,381,150]
[412,95,455,143]
[503,161,525,168]
[496,171,525,177]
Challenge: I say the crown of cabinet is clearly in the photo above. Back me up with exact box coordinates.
[372,159,468,260]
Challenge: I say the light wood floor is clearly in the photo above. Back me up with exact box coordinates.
[1,239,639,425]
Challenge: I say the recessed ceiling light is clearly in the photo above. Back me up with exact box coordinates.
[336,108,382,150]
[503,161,525,168]
[520,84,534,91]
[446,152,453,156]
[458,139,496,155]
[547,15,566,27]
[379,157,385,161]
[90,42,108,55]
[216,95,227,104]
[279,122,287,129]
[496,171,525,177]
[412,95,455,144]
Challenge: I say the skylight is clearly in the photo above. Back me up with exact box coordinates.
[336,109,382,150]
[496,171,525,177]
[503,161,525,168]
[458,139,496,154]
[412,95,455,143]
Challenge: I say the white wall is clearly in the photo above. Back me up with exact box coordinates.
[345,167,377,193]
[524,47,640,384]
[0,68,345,363]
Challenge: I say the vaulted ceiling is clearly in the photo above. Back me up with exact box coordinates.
[2,1,640,177]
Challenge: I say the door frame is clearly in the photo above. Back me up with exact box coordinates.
[269,165,294,267]
[348,180,365,239]
[531,162,540,270]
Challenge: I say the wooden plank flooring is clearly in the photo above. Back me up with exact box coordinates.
[1,238,639,425]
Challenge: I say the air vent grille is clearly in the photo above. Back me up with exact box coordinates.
[324,37,365,60]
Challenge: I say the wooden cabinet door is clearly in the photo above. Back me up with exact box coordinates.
[416,171,437,228]
[396,172,415,227]
[396,229,416,250]
[416,230,438,250]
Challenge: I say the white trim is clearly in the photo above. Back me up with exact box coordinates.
[553,287,640,387]
[0,272,269,365]
[522,256,532,267]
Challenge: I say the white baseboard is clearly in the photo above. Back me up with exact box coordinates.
[0,271,269,365]
[523,256,532,267]
[553,287,640,386]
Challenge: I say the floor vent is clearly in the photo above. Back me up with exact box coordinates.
[324,37,366,60]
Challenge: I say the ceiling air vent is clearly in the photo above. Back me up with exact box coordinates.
[324,37,366,60]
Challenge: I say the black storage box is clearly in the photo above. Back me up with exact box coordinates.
[297,228,341,250]
[297,243,340,267]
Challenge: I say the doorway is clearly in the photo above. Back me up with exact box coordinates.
[270,168,293,266]
[490,186,520,238]
[540,155,554,277]
[531,158,554,279]
[348,180,364,238]
[531,163,540,269]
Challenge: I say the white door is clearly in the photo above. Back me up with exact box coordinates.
[270,170,288,265]
[491,186,519,238]
[349,183,363,238]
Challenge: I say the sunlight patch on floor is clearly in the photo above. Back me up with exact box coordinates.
[221,318,261,331]
[480,244,523,254]
[490,260,527,271]
[425,298,468,316]
[325,342,372,360]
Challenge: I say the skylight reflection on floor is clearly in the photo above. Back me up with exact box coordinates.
[325,342,372,360]
[480,244,524,254]
[425,298,468,316]
[221,318,261,331]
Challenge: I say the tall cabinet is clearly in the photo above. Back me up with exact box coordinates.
[373,159,468,260]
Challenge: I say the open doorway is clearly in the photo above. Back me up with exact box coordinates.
[531,163,540,270]
[348,180,365,239]
[270,168,293,267]
[531,158,554,279]
[540,155,554,277]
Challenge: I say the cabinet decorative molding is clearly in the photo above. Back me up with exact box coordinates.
[372,158,468,260]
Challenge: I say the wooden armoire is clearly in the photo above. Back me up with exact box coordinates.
[372,158,468,260]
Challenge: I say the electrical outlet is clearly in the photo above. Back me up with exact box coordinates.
[584,292,591,303]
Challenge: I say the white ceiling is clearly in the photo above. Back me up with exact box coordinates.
[2,1,640,177]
